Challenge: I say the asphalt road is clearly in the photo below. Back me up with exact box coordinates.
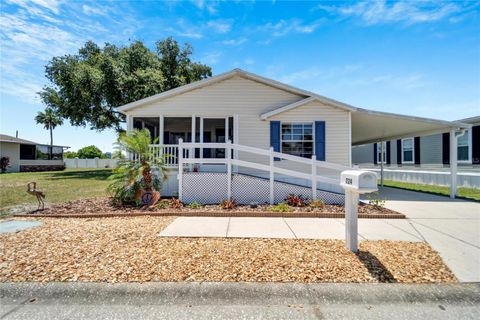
[1,282,479,319]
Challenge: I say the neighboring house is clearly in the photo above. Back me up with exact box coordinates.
[352,116,480,168]
[117,68,469,202]
[0,134,67,172]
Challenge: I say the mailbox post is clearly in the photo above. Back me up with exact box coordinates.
[340,170,378,252]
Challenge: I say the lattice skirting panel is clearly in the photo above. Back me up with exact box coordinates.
[182,173,345,205]
[182,172,228,204]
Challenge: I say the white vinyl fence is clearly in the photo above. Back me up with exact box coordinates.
[64,158,118,169]
[368,168,480,189]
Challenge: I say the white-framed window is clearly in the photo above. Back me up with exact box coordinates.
[376,142,387,164]
[457,130,472,163]
[401,138,414,164]
[281,122,314,158]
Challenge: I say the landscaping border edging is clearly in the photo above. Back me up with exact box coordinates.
[13,211,405,219]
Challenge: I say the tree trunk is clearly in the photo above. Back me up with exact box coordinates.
[50,125,53,160]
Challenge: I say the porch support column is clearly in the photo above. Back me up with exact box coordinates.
[450,129,458,199]
[159,115,164,145]
[233,114,239,173]
[380,141,384,187]
[191,115,196,170]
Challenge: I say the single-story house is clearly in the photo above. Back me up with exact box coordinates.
[117,69,470,203]
[0,134,67,172]
[352,116,480,168]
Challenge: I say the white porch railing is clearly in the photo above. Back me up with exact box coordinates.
[148,144,185,168]
[175,139,350,204]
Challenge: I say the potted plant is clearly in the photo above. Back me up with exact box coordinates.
[107,129,171,206]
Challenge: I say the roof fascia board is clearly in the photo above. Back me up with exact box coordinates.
[353,127,471,146]
[260,97,317,120]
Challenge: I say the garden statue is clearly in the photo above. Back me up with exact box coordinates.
[27,182,45,211]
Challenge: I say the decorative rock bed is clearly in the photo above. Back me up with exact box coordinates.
[0,217,455,283]
[14,197,405,219]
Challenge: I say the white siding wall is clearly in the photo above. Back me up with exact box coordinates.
[127,76,351,171]
[271,101,350,166]
[126,75,350,195]
[0,142,20,172]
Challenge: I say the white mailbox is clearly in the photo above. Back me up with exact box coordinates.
[340,170,378,193]
[340,170,379,253]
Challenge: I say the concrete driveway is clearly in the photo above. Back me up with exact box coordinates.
[375,187,480,283]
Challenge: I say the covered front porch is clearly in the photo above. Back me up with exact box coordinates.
[129,115,237,168]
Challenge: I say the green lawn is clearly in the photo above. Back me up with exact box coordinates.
[0,169,113,215]
[382,180,480,201]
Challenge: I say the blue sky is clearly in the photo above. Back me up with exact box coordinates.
[1,0,479,152]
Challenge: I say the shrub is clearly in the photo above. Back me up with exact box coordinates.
[366,192,386,209]
[63,151,78,159]
[309,199,325,209]
[0,156,10,173]
[220,199,237,210]
[187,201,204,209]
[156,200,170,209]
[77,145,104,159]
[269,202,293,213]
[169,198,183,209]
[285,194,308,207]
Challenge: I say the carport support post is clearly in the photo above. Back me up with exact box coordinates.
[345,190,359,253]
[449,129,458,199]
[380,141,384,187]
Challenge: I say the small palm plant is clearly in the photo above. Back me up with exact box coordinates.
[107,129,171,205]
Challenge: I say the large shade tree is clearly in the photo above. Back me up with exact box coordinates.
[39,37,212,131]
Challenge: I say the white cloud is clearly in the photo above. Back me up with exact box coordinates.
[258,19,322,37]
[191,0,219,14]
[82,4,108,16]
[221,37,247,46]
[207,20,232,33]
[201,51,222,65]
[317,0,461,25]
[0,1,141,103]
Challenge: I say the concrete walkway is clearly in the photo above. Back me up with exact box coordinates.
[375,186,480,283]
[160,217,424,242]
[2,282,479,320]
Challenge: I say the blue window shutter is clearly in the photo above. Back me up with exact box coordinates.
[270,121,281,161]
[315,121,326,161]
[373,143,378,165]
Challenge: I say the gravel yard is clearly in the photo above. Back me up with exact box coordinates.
[19,197,404,218]
[0,217,455,283]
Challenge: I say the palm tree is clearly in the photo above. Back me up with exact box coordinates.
[35,108,63,157]
[108,129,170,205]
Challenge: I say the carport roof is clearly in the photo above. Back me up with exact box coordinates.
[351,108,470,145]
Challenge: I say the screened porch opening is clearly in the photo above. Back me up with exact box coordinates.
[133,117,160,143]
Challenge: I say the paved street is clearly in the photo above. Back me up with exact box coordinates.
[1,282,479,320]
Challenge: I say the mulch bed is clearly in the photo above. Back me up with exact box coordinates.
[0,217,455,283]
[14,197,405,219]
